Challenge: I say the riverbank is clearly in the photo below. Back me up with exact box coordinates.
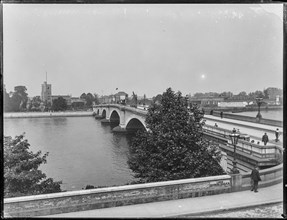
[4,111,94,118]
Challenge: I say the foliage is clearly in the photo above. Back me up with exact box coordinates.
[86,93,94,107]
[4,86,28,112]
[52,96,67,111]
[28,96,42,111]
[93,93,100,105]
[80,92,98,107]
[152,94,163,104]
[4,89,11,112]
[248,90,264,99]
[130,92,138,107]
[4,134,62,198]
[128,88,224,183]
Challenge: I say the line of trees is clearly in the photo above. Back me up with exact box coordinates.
[192,88,282,100]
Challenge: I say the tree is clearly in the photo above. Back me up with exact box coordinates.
[6,86,29,112]
[237,91,247,97]
[4,88,12,112]
[86,93,94,107]
[52,97,67,111]
[93,93,100,105]
[29,96,42,111]
[4,134,62,198]
[248,90,264,99]
[128,88,224,183]
[80,93,87,100]
[152,94,162,104]
[130,92,138,108]
[219,91,233,99]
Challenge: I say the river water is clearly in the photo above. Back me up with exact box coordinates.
[4,116,136,191]
[3,110,283,192]
[231,109,283,121]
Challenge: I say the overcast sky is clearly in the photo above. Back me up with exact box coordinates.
[3,4,283,98]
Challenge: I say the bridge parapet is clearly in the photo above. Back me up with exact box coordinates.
[94,104,147,116]
[203,125,282,166]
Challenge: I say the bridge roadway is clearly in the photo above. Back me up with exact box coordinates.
[42,183,282,218]
[203,115,283,148]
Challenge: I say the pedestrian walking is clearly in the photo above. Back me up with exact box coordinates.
[250,165,261,192]
[275,128,280,142]
[262,133,269,146]
[210,109,213,115]
[220,111,223,119]
[214,123,218,127]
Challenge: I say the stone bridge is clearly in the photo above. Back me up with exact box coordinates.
[93,104,148,133]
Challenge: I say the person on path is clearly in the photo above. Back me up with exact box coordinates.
[262,133,269,146]
[220,111,223,119]
[275,128,280,142]
[250,165,261,192]
[214,123,218,127]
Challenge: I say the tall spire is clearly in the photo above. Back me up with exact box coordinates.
[46,71,47,83]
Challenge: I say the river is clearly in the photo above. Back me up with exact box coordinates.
[3,110,282,192]
[4,116,136,191]
[231,109,283,121]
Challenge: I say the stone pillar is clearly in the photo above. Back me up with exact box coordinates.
[220,151,228,173]
[230,173,242,192]
[100,118,110,124]
[112,125,127,133]
[112,110,126,133]
[100,108,110,124]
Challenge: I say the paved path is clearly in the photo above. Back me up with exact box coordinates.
[203,115,283,146]
[42,183,283,218]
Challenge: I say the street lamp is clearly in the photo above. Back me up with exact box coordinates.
[255,97,263,121]
[229,131,240,174]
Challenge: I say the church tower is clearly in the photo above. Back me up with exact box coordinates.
[41,72,52,104]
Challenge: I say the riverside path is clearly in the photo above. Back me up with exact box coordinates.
[203,115,283,147]
[41,183,283,218]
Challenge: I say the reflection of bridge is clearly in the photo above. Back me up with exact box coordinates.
[93,104,283,173]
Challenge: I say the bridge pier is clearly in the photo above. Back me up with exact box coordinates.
[112,125,127,133]
[101,118,110,124]
[95,114,104,119]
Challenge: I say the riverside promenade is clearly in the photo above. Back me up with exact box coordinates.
[4,111,94,118]
[203,115,283,146]
[42,183,283,218]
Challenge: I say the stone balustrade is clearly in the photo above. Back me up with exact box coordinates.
[4,161,283,218]
[4,175,231,217]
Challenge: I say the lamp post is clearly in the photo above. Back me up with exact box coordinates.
[229,131,240,174]
[255,97,263,121]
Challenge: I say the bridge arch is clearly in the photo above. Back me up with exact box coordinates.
[126,118,146,133]
[102,109,107,118]
[109,110,120,123]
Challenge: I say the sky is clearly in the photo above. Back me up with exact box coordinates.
[3,4,283,98]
